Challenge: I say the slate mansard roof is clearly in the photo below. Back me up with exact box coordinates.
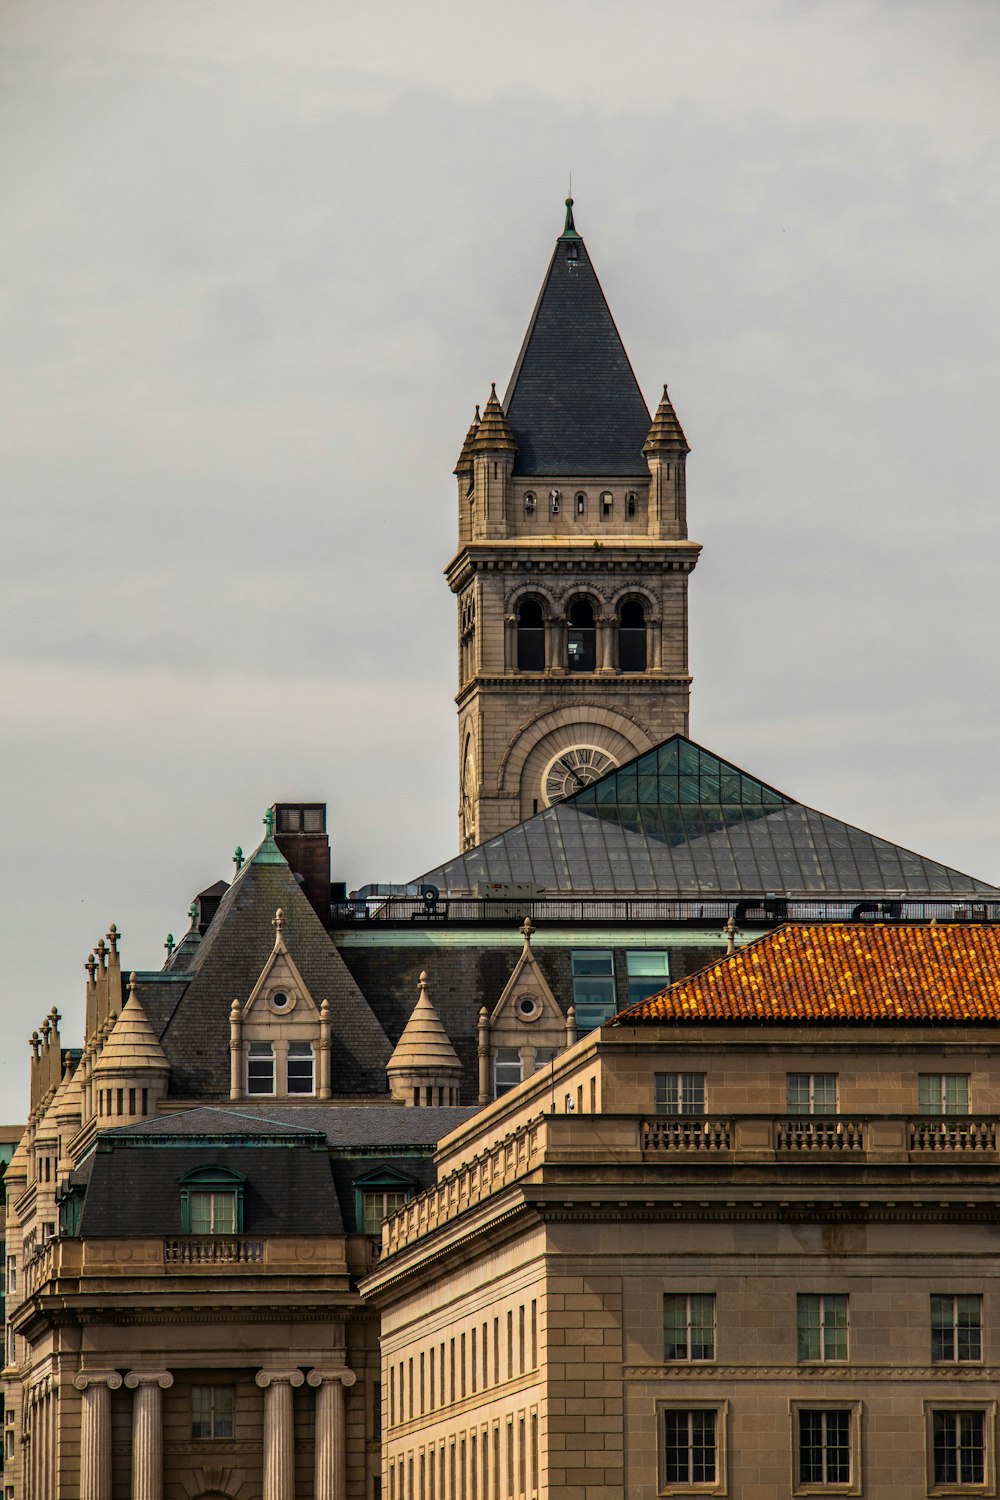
[417,737,999,900]
[502,203,653,477]
[615,923,1000,1027]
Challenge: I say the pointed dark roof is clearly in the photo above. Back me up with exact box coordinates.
[150,847,393,1097]
[415,736,999,900]
[644,384,689,454]
[503,201,652,476]
[474,385,516,453]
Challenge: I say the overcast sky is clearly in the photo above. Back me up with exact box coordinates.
[2,0,998,1119]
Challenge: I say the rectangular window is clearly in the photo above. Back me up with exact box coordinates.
[796,1409,852,1487]
[664,1294,715,1361]
[494,1048,523,1098]
[6,1257,15,1295]
[932,1295,982,1363]
[189,1190,236,1235]
[246,1041,275,1095]
[626,950,670,1003]
[798,1295,849,1363]
[662,1409,718,1486]
[571,951,616,1033]
[286,1040,314,1094]
[932,1410,986,1487]
[362,1190,410,1235]
[655,1073,706,1115]
[787,1074,838,1115]
[920,1075,970,1114]
[191,1384,235,1440]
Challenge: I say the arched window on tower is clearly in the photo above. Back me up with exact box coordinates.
[516,599,545,671]
[618,599,647,672]
[567,599,596,672]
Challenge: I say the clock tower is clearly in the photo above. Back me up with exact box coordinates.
[448,201,701,849]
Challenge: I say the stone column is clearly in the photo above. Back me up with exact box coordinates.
[307,1368,356,1500]
[229,998,243,1100]
[648,615,663,673]
[74,1371,123,1500]
[477,1007,491,1105]
[317,998,332,1099]
[596,614,615,673]
[256,1369,305,1500]
[548,616,567,673]
[125,1371,173,1500]
[503,614,516,672]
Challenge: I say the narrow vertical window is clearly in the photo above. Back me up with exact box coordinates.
[797,1295,848,1362]
[516,599,545,671]
[618,599,647,672]
[286,1040,314,1094]
[246,1041,275,1095]
[566,599,595,672]
[530,1301,537,1368]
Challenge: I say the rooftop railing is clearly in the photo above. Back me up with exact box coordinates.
[333,895,1000,928]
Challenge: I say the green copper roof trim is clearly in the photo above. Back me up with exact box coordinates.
[251,809,288,867]
[557,196,582,241]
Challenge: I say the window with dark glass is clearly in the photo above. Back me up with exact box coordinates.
[286,1040,314,1094]
[246,1041,275,1095]
[192,1384,235,1440]
[664,1294,715,1360]
[797,1409,851,1486]
[932,1295,982,1362]
[798,1295,848,1362]
[655,1073,705,1114]
[618,599,647,672]
[662,1409,717,1486]
[516,599,545,671]
[600,491,613,519]
[932,1410,986,1487]
[626,491,637,518]
[575,492,586,516]
[566,599,596,672]
[571,951,616,1031]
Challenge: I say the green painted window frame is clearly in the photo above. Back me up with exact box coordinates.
[179,1166,246,1235]
[352,1167,418,1236]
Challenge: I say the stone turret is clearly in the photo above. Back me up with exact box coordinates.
[644,384,690,538]
[92,975,169,1126]
[471,385,516,539]
[387,972,462,1106]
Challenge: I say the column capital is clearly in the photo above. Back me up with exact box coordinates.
[124,1371,173,1390]
[256,1368,305,1389]
[306,1368,356,1389]
[73,1370,123,1392]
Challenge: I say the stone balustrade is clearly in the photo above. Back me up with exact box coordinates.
[378,1111,1000,1259]
[164,1235,264,1264]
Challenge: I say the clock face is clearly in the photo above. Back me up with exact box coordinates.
[542,745,619,806]
[461,746,477,845]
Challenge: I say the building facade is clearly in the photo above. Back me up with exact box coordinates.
[449,202,699,848]
[365,923,1000,1500]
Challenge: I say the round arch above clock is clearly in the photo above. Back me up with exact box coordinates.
[500,706,656,824]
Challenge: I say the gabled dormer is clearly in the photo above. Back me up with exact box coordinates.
[228,908,332,1101]
[476,918,577,1103]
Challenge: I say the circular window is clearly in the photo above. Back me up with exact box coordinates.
[515,994,541,1022]
[266,989,296,1014]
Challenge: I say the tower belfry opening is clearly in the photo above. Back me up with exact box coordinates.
[448,200,701,849]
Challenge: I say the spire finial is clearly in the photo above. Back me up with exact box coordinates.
[418,970,428,991]
[85,953,97,982]
[188,900,198,926]
[520,915,535,949]
[724,914,739,956]
[107,923,120,954]
[263,807,275,838]
[128,972,138,999]
[564,196,575,234]
[233,846,244,873]
[273,908,284,935]
[164,933,175,959]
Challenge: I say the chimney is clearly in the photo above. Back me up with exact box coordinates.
[272,803,331,924]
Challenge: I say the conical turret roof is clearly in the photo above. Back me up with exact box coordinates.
[473,385,516,453]
[503,200,651,476]
[94,979,169,1076]
[644,384,689,454]
[388,974,462,1077]
[454,406,481,476]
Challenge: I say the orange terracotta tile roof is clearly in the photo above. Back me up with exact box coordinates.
[616,924,1000,1026]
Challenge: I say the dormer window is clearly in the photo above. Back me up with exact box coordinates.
[524,492,536,517]
[180,1166,245,1235]
[246,1041,274,1096]
[287,1041,314,1095]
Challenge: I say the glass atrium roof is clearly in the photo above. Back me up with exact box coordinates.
[417,737,997,898]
